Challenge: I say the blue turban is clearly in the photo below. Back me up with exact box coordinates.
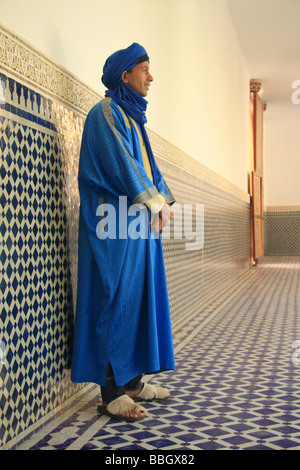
[101,43,150,125]
[102,42,149,90]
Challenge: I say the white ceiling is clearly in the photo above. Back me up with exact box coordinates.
[226,0,300,118]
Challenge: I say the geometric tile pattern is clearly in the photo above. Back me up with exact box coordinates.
[159,157,251,326]
[15,257,300,451]
[0,73,86,448]
[265,211,300,256]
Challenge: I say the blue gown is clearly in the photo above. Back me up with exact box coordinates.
[71,97,175,386]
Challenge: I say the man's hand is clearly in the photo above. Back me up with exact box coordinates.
[160,203,174,229]
[150,203,174,233]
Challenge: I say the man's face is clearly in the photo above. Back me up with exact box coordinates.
[122,61,153,97]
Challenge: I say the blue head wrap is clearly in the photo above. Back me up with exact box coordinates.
[101,43,159,186]
[102,43,149,125]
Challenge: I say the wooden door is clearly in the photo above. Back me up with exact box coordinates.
[250,83,265,263]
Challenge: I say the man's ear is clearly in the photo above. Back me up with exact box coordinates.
[121,70,128,83]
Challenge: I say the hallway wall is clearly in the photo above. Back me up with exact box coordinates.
[264,117,300,208]
[0,2,252,449]
[1,0,250,194]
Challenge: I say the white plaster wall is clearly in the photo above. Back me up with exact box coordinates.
[264,114,300,206]
[1,0,250,194]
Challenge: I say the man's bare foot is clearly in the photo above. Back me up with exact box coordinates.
[102,403,144,419]
[98,395,147,422]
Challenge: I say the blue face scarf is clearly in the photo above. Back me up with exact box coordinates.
[102,43,158,185]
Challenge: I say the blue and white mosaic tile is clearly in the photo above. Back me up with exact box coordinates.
[0,72,86,447]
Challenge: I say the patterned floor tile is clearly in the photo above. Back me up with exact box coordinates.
[15,257,300,451]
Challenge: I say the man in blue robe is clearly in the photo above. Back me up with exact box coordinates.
[71,43,175,422]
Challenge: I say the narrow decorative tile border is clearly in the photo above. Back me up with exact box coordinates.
[0,22,250,205]
[265,205,300,213]
[0,23,99,115]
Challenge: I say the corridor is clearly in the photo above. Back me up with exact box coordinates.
[15,256,300,451]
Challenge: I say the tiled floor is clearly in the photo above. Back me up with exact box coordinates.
[15,257,300,450]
